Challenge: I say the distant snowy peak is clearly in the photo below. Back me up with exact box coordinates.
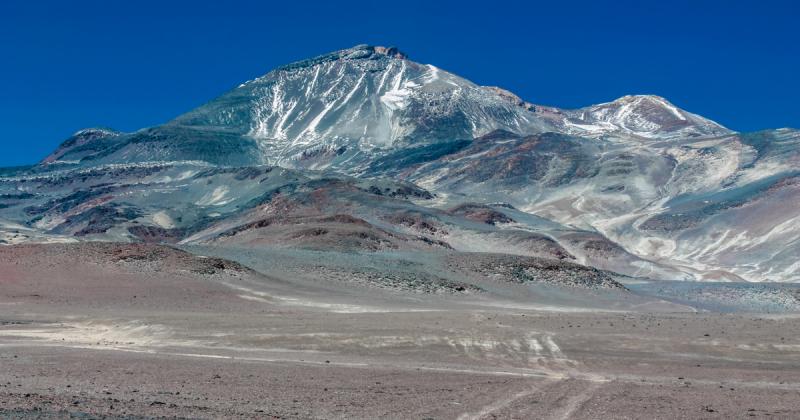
[72,127,121,138]
[560,95,733,140]
[171,44,556,168]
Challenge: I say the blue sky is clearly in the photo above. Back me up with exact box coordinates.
[0,0,797,166]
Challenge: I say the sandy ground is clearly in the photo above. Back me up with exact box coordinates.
[1,243,799,419]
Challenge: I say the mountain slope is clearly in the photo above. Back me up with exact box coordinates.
[393,125,799,282]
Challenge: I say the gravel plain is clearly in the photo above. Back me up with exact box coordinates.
[1,243,799,419]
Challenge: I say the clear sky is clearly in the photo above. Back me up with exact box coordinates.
[1,0,797,166]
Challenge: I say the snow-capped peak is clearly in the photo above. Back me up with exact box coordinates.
[169,44,557,170]
[72,127,121,138]
[269,44,409,74]
[559,94,733,140]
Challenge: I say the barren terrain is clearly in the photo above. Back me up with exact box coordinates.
[1,243,799,419]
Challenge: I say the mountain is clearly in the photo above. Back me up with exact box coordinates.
[1,44,798,283]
